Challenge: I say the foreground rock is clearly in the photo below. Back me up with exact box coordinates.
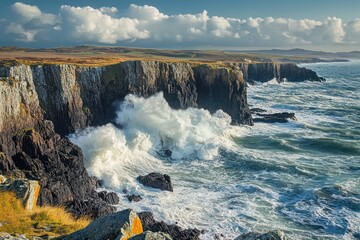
[0,123,115,218]
[253,112,296,123]
[129,231,172,240]
[138,212,201,240]
[235,230,287,240]
[137,173,173,192]
[61,209,143,240]
[0,177,40,210]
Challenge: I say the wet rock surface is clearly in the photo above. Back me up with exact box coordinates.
[127,194,143,202]
[129,231,172,240]
[98,191,120,205]
[253,112,297,123]
[137,172,173,192]
[138,212,201,240]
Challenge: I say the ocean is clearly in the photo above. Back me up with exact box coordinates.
[69,61,360,239]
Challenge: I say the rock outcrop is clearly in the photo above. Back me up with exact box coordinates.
[0,177,40,210]
[137,172,174,192]
[62,209,143,240]
[240,62,325,83]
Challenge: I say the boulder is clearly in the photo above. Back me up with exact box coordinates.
[235,230,287,240]
[138,212,201,240]
[129,231,172,240]
[137,173,173,192]
[127,194,143,202]
[62,209,143,240]
[0,178,40,210]
[98,191,120,205]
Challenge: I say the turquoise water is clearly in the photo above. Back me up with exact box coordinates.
[71,61,360,239]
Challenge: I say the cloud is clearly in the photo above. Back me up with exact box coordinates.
[60,5,149,44]
[3,2,360,49]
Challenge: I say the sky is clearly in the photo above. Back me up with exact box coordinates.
[0,0,359,51]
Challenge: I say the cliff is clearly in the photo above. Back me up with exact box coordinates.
[0,60,324,219]
[240,62,325,83]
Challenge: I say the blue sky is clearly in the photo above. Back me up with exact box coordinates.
[0,0,359,50]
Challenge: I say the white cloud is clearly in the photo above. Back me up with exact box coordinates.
[60,5,149,44]
[3,2,360,49]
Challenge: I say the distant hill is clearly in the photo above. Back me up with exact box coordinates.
[236,48,360,60]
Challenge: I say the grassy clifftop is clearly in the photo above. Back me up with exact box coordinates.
[0,191,90,238]
[0,46,322,67]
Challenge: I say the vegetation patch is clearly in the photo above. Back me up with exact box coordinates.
[0,191,90,238]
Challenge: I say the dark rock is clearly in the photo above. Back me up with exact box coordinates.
[62,209,143,240]
[241,62,325,84]
[138,212,201,240]
[127,194,143,202]
[163,149,172,157]
[254,112,296,123]
[8,124,115,219]
[65,198,116,219]
[98,191,120,205]
[193,65,253,125]
[137,172,173,192]
[250,108,267,114]
[234,230,286,240]
[0,152,15,173]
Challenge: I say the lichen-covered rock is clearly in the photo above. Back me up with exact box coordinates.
[129,231,172,240]
[0,178,40,210]
[234,230,287,240]
[137,173,173,192]
[0,232,28,240]
[62,209,143,240]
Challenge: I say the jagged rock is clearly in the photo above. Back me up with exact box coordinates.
[98,191,120,205]
[137,173,173,192]
[193,65,253,125]
[0,152,15,173]
[129,231,172,240]
[138,212,201,240]
[62,209,143,240]
[253,112,296,123]
[234,230,287,240]
[0,178,40,210]
[127,194,143,202]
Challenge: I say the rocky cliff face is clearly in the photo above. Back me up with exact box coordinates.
[240,62,325,83]
[0,60,324,218]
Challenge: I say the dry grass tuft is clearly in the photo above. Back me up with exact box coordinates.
[0,191,90,238]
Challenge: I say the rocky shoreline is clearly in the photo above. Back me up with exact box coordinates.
[0,60,324,239]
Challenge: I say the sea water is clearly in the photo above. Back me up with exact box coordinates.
[70,61,360,239]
